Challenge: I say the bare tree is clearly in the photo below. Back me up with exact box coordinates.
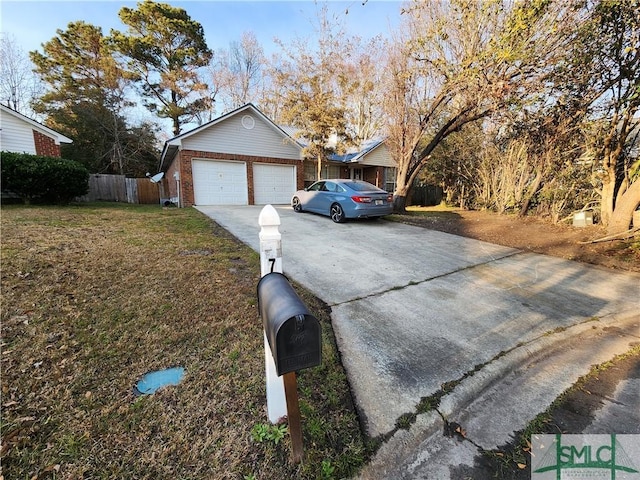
[585,0,640,233]
[519,0,640,232]
[267,3,356,181]
[208,31,266,114]
[340,37,386,144]
[383,0,581,211]
[0,34,43,116]
[228,31,265,107]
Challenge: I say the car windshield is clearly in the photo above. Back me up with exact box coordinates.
[343,181,384,192]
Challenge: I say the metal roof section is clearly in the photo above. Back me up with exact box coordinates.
[328,137,387,164]
[280,129,388,165]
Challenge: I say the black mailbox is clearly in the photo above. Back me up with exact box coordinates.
[257,272,321,376]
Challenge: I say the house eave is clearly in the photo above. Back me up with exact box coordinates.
[0,104,73,144]
[159,143,180,172]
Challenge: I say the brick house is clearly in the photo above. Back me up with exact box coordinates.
[159,103,396,207]
[0,104,73,157]
[327,138,397,194]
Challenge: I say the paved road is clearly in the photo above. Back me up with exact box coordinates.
[196,205,640,478]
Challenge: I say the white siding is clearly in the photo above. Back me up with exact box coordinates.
[0,110,36,154]
[182,113,301,160]
[360,144,396,167]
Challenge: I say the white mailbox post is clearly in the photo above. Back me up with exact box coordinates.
[258,205,287,424]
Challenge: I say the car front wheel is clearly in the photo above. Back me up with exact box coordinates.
[292,196,303,212]
[330,203,345,223]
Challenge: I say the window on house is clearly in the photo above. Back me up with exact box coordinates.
[384,167,397,193]
[305,162,342,185]
[323,165,341,179]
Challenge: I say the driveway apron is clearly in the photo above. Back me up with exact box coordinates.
[196,205,640,466]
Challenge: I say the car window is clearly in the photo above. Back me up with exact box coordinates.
[308,182,324,192]
[343,181,384,192]
[324,182,338,192]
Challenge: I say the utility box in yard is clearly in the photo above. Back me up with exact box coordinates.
[573,211,594,227]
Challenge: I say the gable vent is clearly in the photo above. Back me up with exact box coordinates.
[242,115,255,130]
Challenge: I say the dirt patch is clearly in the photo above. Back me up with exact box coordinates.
[391,209,640,273]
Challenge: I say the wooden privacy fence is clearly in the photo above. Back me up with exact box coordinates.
[78,174,160,204]
[410,184,443,207]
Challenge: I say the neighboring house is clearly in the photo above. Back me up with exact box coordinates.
[158,102,397,207]
[0,104,72,157]
[327,138,397,193]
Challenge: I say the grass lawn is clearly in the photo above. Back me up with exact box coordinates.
[1,203,371,479]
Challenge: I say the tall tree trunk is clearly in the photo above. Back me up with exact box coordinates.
[600,168,617,227]
[171,89,181,136]
[392,154,421,213]
[519,170,544,217]
[393,188,409,212]
[606,179,640,235]
[599,109,629,227]
[519,151,549,217]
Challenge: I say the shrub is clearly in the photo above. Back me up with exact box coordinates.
[1,151,89,204]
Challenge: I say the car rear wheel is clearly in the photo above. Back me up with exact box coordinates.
[330,203,345,223]
[292,196,303,212]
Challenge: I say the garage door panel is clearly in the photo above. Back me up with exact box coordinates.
[192,160,248,205]
[253,164,296,205]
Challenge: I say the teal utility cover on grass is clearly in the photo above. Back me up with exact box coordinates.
[135,367,185,395]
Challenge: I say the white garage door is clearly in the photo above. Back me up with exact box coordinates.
[192,159,248,205]
[253,164,296,205]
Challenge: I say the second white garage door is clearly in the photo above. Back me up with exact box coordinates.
[253,164,296,205]
[192,159,248,205]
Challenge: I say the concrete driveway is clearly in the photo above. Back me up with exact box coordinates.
[196,205,640,477]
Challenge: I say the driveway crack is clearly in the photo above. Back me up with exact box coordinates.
[330,250,522,307]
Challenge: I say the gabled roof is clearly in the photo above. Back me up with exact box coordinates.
[328,138,386,164]
[0,104,73,144]
[159,103,303,170]
[283,127,389,165]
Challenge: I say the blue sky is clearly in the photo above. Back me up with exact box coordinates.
[0,0,404,135]
[1,0,404,56]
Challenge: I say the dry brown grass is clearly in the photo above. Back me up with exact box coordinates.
[1,204,369,479]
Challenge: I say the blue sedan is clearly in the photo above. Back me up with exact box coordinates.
[291,179,394,223]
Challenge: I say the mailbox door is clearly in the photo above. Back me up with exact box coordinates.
[275,314,321,375]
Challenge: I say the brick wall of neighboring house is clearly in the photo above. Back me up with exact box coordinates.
[175,150,304,207]
[164,157,180,202]
[33,130,61,157]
